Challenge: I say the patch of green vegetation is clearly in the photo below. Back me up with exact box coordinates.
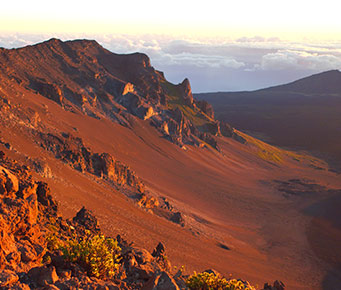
[238,131,323,166]
[186,271,256,290]
[47,231,121,279]
[61,233,121,278]
[238,131,284,164]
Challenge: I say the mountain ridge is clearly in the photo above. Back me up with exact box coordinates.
[0,38,243,151]
[256,69,341,94]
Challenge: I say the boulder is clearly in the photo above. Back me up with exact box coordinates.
[28,265,59,287]
[134,248,154,265]
[152,242,166,258]
[179,78,193,106]
[134,263,155,280]
[196,100,214,119]
[36,182,58,214]
[73,206,100,233]
[170,212,185,227]
[263,280,285,290]
[220,121,234,138]
[0,166,19,197]
[143,271,180,290]
[0,270,19,288]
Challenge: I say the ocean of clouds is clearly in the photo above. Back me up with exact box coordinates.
[1,33,340,92]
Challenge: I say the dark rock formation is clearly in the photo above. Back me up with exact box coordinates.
[263,280,285,290]
[179,78,194,106]
[220,121,234,138]
[195,100,214,119]
[36,181,58,214]
[72,206,100,234]
[143,271,180,290]
[170,212,185,227]
[38,131,145,193]
[29,79,64,105]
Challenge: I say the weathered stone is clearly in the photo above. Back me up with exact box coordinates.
[152,242,165,258]
[36,181,58,214]
[143,271,180,290]
[28,265,59,286]
[134,248,154,265]
[38,132,145,193]
[0,166,19,196]
[18,242,37,262]
[170,212,185,227]
[0,270,19,287]
[196,100,214,119]
[179,78,193,106]
[73,206,100,233]
[137,193,159,209]
[29,79,64,104]
[220,121,234,138]
[10,282,30,290]
[134,264,155,280]
[263,280,285,290]
[58,269,71,279]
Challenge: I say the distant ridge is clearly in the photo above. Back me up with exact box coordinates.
[257,70,341,94]
[195,70,341,170]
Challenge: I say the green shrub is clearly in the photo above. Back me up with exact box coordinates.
[46,233,63,251]
[60,233,121,278]
[186,271,256,290]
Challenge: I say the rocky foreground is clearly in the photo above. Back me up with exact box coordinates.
[0,151,284,289]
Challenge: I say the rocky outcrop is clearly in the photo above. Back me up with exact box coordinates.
[121,82,137,96]
[0,154,188,289]
[72,206,100,234]
[0,156,55,274]
[29,79,64,105]
[220,121,234,137]
[263,280,285,290]
[36,130,187,226]
[220,122,247,144]
[38,131,145,193]
[179,78,193,106]
[195,100,214,119]
[143,271,180,290]
[137,193,160,210]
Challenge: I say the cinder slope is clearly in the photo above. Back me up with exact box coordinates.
[1,40,341,289]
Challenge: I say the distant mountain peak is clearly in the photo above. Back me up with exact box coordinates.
[260,69,341,94]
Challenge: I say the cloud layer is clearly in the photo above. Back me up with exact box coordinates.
[1,33,340,92]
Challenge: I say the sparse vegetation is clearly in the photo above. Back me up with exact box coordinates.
[162,80,211,127]
[60,233,121,278]
[47,231,121,279]
[186,271,256,290]
[237,130,323,166]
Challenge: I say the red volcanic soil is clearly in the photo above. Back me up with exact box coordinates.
[1,39,341,289]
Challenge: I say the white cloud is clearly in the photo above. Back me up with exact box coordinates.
[259,50,341,71]
[163,53,245,69]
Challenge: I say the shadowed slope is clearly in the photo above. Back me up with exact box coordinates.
[195,70,341,170]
